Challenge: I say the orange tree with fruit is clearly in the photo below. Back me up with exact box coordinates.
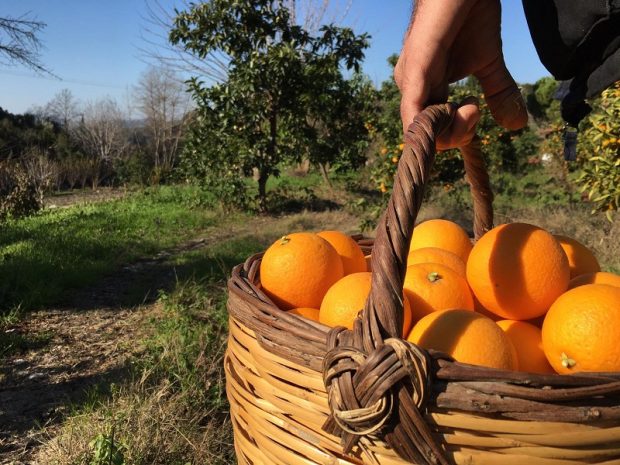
[524,79,620,217]
[576,82,620,218]
[371,69,540,197]
[171,0,371,212]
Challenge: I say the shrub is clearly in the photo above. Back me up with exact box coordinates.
[0,161,42,219]
[576,82,620,218]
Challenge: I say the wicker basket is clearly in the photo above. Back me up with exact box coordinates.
[225,103,620,465]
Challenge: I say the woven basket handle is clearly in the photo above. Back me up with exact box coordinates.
[363,102,493,348]
[322,102,494,463]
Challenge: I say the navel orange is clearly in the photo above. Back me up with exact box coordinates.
[542,284,620,374]
[403,263,474,322]
[568,271,620,290]
[554,234,600,279]
[319,272,412,336]
[288,307,320,321]
[260,233,343,309]
[409,219,472,262]
[407,309,518,370]
[406,247,466,277]
[496,320,554,374]
[317,230,367,275]
[466,223,570,320]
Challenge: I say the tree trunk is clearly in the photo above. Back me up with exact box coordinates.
[258,104,278,213]
[257,168,269,213]
[318,162,332,188]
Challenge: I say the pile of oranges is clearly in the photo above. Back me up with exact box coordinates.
[259,220,620,375]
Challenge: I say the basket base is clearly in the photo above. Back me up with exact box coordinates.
[225,315,620,465]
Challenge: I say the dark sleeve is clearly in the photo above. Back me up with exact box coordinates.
[522,0,620,125]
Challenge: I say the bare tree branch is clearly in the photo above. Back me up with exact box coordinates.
[133,65,192,174]
[138,0,229,83]
[44,89,80,129]
[0,13,51,74]
[72,98,128,188]
[138,0,353,83]
[283,0,354,33]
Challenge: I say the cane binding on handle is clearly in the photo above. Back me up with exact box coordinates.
[322,101,494,464]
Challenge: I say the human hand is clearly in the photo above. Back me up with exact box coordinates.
[394,0,527,150]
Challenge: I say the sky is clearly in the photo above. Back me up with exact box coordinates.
[0,0,550,115]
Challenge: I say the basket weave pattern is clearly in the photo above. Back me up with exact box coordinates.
[225,103,620,464]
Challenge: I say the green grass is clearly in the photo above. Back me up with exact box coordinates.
[0,330,52,357]
[33,209,357,464]
[35,233,273,465]
[0,185,220,313]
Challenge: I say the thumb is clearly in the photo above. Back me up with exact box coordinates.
[475,56,528,130]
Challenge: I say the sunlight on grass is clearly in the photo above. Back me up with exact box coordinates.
[0,186,219,313]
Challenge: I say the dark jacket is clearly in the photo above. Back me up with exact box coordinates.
[522,0,620,125]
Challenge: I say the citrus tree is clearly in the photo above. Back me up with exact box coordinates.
[170,0,369,211]
[371,72,540,195]
[577,82,620,218]
[302,72,376,186]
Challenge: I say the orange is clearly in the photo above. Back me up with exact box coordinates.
[466,223,570,320]
[403,263,474,322]
[319,272,412,336]
[496,320,554,374]
[542,284,620,374]
[406,247,466,277]
[288,307,320,321]
[554,234,600,279]
[317,230,367,275]
[410,219,472,262]
[473,295,501,321]
[407,309,518,370]
[260,233,343,309]
[568,271,620,290]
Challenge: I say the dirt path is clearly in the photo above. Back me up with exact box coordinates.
[0,227,248,464]
[0,209,358,464]
[43,187,129,209]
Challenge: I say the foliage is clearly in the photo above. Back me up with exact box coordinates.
[0,161,42,219]
[525,77,560,121]
[170,0,370,211]
[302,72,376,183]
[370,72,541,195]
[113,150,154,186]
[0,106,61,159]
[87,429,127,465]
[576,82,620,218]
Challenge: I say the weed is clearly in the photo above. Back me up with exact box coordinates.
[87,427,127,465]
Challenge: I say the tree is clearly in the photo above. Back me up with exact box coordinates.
[133,66,191,179]
[139,0,352,82]
[44,89,80,129]
[170,0,368,211]
[303,72,376,185]
[525,77,560,121]
[0,14,49,73]
[577,82,620,218]
[72,98,127,188]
